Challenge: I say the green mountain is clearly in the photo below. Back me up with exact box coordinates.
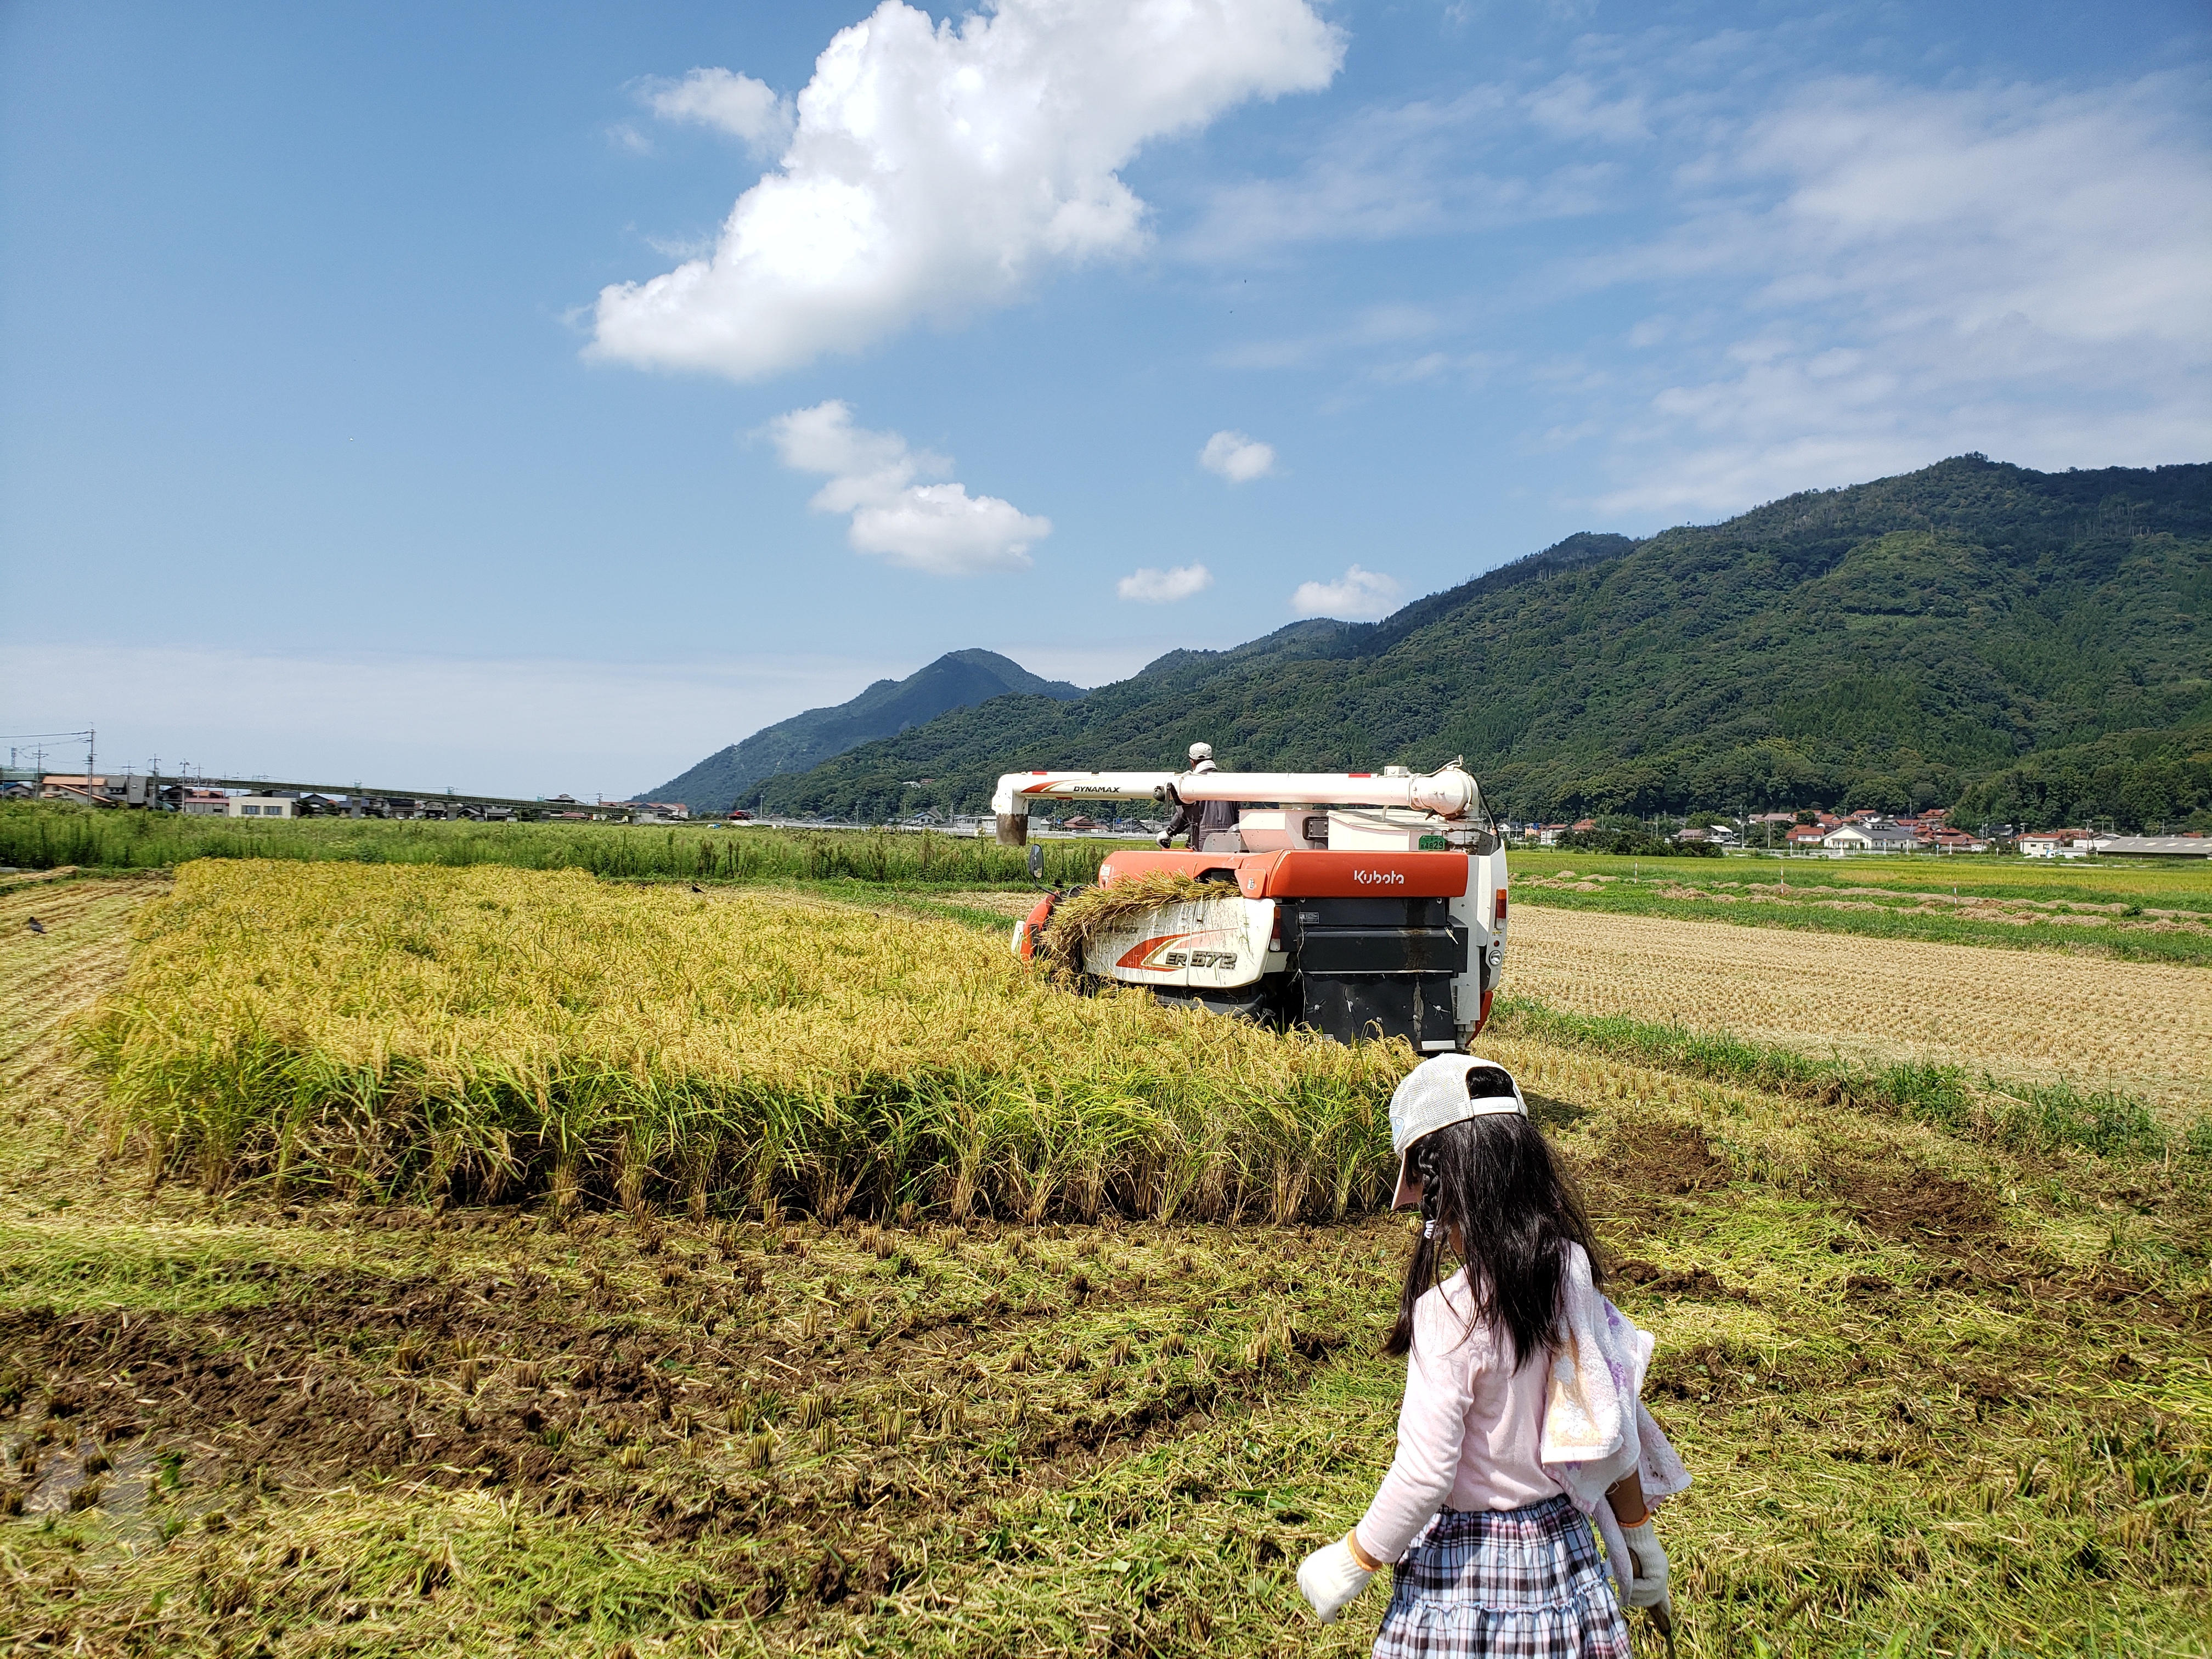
[639,649,1085,815]
[752,457,2211,831]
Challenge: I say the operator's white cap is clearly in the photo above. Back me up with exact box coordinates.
[1389,1053,1526,1209]
[1188,742,1214,762]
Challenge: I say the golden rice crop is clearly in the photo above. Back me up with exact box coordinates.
[1032,870,1220,982]
[1509,904,2210,1111]
[80,861,1408,1220]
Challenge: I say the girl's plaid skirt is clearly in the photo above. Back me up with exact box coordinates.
[1372,1495,1630,1659]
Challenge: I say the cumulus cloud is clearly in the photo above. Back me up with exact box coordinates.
[1198,430,1277,482]
[645,67,795,154]
[766,402,1049,575]
[591,0,1342,380]
[1117,563,1214,602]
[1291,564,1401,619]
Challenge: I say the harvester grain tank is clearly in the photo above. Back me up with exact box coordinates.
[993,761,1508,1050]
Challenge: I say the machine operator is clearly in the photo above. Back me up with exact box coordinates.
[1158,742,1248,850]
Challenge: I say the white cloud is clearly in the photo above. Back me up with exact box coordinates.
[1198,430,1277,482]
[1291,564,1401,619]
[766,401,1049,575]
[1117,563,1214,602]
[1184,90,1617,261]
[1587,72,2212,514]
[645,67,795,154]
[591,0,1342,381]
[1523,74,1649,143]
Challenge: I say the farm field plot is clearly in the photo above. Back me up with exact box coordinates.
[0,802,1129,890]
[1505,850,2212,964]
[1,870,2207,1657]
[1509,849,2212,906]
[1507,905,2211,1116]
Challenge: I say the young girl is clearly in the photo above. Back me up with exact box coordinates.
[1298,1053,1686,1656]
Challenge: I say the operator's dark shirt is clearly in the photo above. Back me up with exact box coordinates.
[1163,795,1243,848]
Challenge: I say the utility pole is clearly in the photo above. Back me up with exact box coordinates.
[86,724,95,797]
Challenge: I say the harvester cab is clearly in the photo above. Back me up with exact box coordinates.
[996,761,1508,1051]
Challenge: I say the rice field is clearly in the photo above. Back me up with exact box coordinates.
[1506,905,2212,1117]
[0,801,1124,888]
[1505,851,2212,965]
[3,871,2207,1656]
[79,860,1402,1222]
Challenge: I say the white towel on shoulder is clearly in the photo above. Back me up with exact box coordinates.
[1539,1245,1692,1599]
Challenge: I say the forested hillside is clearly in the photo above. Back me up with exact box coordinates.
[753,458,2210,830]
[640,649,1084,814]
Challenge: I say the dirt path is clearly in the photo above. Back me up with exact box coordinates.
[1510,902,2210,1111]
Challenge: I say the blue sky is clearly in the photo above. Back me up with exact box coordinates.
[4,0,2206,798]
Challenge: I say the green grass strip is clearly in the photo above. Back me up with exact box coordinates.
[1487,994,2191,1163]
[1515,882,2212,964]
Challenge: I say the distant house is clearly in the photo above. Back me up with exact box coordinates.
[634,800,691,821]
[225,795,296,819]
[2018,831,2093,859]
[178,789,228,816]
[2086,835,2212,859]
[1785,825,1827,848]
[1823,820,1918,854]
[1929,829,1990,853]
[39,774,125,805]
[1570,819,1598,833]
[1536,823,1570,847]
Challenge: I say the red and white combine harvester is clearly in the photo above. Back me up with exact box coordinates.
[994,762,1507,1052]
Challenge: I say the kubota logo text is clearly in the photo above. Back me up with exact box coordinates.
[1352,868,1407,885]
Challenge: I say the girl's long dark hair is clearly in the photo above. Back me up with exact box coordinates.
[1384,1111,1602,1368]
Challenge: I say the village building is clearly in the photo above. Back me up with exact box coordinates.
[1822,819,1919,853]
[2086,835,2212,859]
[2018,831,2094,859]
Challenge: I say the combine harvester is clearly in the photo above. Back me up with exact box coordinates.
[995,762,1507,1051]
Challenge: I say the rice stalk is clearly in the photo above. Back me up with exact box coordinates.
[81,861,1410,1222]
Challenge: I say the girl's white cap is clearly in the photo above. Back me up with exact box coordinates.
[1389,1052,1526,1208]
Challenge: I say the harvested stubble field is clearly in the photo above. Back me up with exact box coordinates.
[1506,905,2212,1118]
[1,870,2208,1657]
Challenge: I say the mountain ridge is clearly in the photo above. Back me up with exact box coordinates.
[751,457,2211,831]
[639,648,1085,814]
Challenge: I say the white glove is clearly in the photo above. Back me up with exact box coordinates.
[1156,833,1172,848]
[1296,1537,1374,1624]
[1617,1518,1669,1609]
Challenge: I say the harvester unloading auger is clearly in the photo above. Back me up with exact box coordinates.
[995,761,1508,1052]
